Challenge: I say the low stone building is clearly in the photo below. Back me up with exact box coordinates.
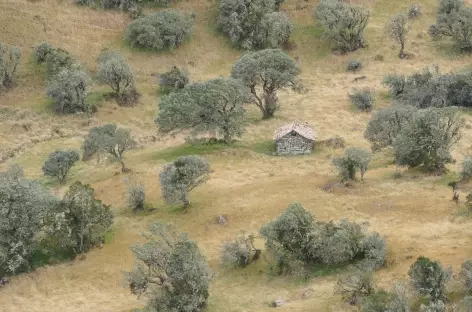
[274,122,315,156]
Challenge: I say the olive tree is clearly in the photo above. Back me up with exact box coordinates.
[42,149,80,184]
[155,78,251,143]
[231,49,301,119]
[97,50,137,105]
[159,155,210,209]
[408,256,452,301]
[385,13,411,58]
[217,0,291,49]
[125,10,196,51]
[332,147,371,181]
[44,182,114,255]
[126,222,213,312]
[364,106,416,151]
[0,165,57,275]
[0,42,21,89]
[47,67,91,115]
[393,108,463,172]
[313,0,369,53]
[123,176,145,212]
[82,124,136,172]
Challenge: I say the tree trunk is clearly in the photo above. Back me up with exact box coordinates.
[182,193,190,211]
[262,92,278,119]
[121,161,127,173]
[399,42,405,59]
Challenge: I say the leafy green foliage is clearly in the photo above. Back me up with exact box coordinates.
[393,108,463,172]
[313,0,369,53]
[82,124,136,172]
[126,222,213,312]
[47,67,91,114]
[231,49,301,119]
[42,149,80,183]
[34,42,54,64]
[220,232,258,268]
[125,9,195,51]
[97,50,138,104]
[155,78,251,143]
[159,155,210,208]
[159,66,189,92]
[260,202,386,275]
[45,48,74,78]
[0,165,57,276]
[385,13,411,58]
[408,256,451,301]
[0,42,21,90]
[332,147,371,181]
[364,105,416,151]
[44,182,114,255]
[349,88,374,112]
[217,0,291,49]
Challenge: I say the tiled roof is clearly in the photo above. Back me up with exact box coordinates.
[273,121,315,141]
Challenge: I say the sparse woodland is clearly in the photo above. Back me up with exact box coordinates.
[4,0,472,311]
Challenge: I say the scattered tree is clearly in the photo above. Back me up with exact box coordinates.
[0,42,21,90]
[0,165,57,275]
[393,108,463,172]
[408,256,451,301]
[385,13,411,59]
[126,222,213,312]
[217,0,291,49]
[349,88,375,112]
[125,9,196,51]
[159,155,210,209]
[231,49,301,119]
[159,66,189,92]
[82,124,137,172]
[47,67,91,114]
[155,78,251,143]
[42,149,80,184]
[332,147,372,181]
[220,232,259,268]
[364,105,416,151]
[313,0,369,53]
[97,50,138,105]
[124,176,145,212]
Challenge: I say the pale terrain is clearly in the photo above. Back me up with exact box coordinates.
[1,0,472,311]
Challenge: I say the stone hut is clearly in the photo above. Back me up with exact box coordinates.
[274,122,315,156]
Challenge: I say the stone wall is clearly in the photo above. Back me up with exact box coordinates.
[276,134,314,155]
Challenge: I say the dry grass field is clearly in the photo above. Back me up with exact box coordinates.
[2,0,472,311]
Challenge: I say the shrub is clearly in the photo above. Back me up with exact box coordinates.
[155,78,251,143]
[76,0,138,11]
[34,42,53,64]
[231,49,301,119]
[347,60,362,72]
[334,270,375,304]
[461,296,472,312]
[220,232,257,268]
[332,147,371,181]
[125,9,195,51]
[159,155,210,209]
[349,88,374,112]
[408,4,421,19]
[82,124,136,172]
[359,233,387,271]
[159,66,189,92]
[124,177,145,212]
[385,13,411,58]
[408,256,451,301]
[45,182,114,255]
[47,67,90,114]
[0,42,21,89]
[97,50,138,105]
[126,222,213,312]
[364,105,416,151]
[42,149,80,184]
[361,291,392,312]
[0,165,57,275]
[382,73,406,99]
[419,301,446,312]
[393,108,463,172]
[45,48,74,78]
[460,259,472,291]
[217,0,290,49]
[461,156,472,180]
[388,281,411,312]
[313,0,369,53]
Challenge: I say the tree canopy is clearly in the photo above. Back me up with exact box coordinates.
[42,149,80,183]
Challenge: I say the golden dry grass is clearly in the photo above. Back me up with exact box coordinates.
[2,0,472,311]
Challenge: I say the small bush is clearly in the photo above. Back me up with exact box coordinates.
[408,256,451,301]
[382,73,406,99]
[159,66,189,92]
[335,270,375,304]
[220,232,258,268]
[349,88,374,112]
[0,43,21,90]
[419,301,446,312]
[359,233,387,271]
[42,149,80,183]
[408,4,421,19]
[35,42,54,64]
[460,259,472,291]
[461,156,472,180]
[361,291,392,312]
[124,177,145,212]
[461,296,472,312]
[333,147,372,181]
[125,9,195,51]
[47,67,90,114]
[45,48,74,78]
[347,60,362,72]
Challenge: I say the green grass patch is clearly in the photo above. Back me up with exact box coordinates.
[250,140,275,155]
[436,170,460,187]
[103,228,116,244]
[31,247,75,269]
[154,142,231,161]
[86,90,108,109]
